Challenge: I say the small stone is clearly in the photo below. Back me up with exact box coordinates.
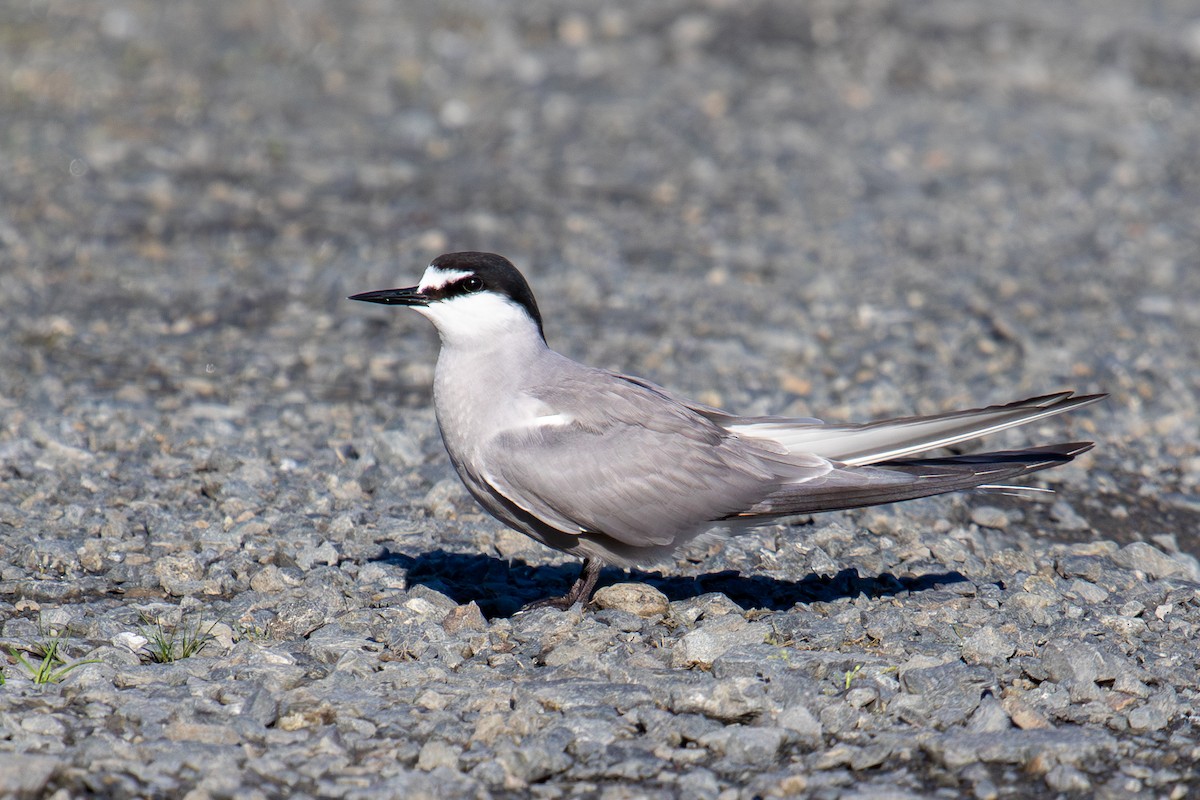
[1055,555,1105,582]
[961,626,1016,665]
[1111,542,1189,580]
[417,739,461,771]
[404,584,459,618]
[668,677,770,722]
[970,506,1009,529]
[724,726,787,766]
[1148,686,1180,718]
[593,583,670,618]
[1127,704,1169,732]
[294,540,338,570]
[927,729,1115,770]
[777,704,823,744]
[0,754,60,796]
[807,546,838,576]
[39,607,73,632]
[522,680,654,714]
[493,528,543,559]
[973,778,999,800]
[442,601,488,633]
[898,659,993,727]
[1119,600,1146,617]
[165,720,240,745]
[1049,499,1090,531]
[967,694,1012,733]
[250,564,302,593]
[819,701,865,735]
[422,478,467,518]
[1102,615,1148,638]
[358,562,405,589]
[541,642,602,668]
[1065,579,1109,604]
[671,592,744,624]
[155,554,205,596]
[677,769,723,800]
[495,728,573,784]
[374,428,424,467]
[1045,764,1092,792]
[21,714,66,737]
[846,687,878,708]
[1000,692,1052,730]
[112,631,149,654]
[1041,640,1109,685]
[671,616,767,668]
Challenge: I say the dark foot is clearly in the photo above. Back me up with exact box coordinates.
[521,558,603,612]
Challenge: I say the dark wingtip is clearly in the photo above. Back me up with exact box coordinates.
[1058,441,1096,458]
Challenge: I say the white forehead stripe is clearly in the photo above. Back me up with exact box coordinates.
[418,267,472,292]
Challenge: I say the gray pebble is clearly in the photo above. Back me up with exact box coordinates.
[1111,542,1193,580]
[961,626,1016,666]
[966,694,1013,733]
[373,428,425,468]
[667,677,771,723]
[0,754,61,797]
[703,725,787,766]
[416,739,461,771]
[970,506,1009,530]
[1050,499,1091,531]
[1126,704,1169,733]
[1065,578,1109,604]
[592,582,670,618]
[670,615,767,668]
[154,554,206,597]
[1045,764,1092,792]
[776,704,823,744]
[928,729,1116,769]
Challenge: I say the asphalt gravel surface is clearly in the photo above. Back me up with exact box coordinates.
[1,1,1198,798]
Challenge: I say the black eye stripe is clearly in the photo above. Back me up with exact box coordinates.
[426,275,484,302]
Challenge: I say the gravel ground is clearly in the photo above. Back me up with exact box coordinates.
[2,1,1199,798]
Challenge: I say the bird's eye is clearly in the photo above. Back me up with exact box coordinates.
[463,276,484,293]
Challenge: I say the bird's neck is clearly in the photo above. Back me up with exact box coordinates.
[433,330,549,404]
[432,332,553,460]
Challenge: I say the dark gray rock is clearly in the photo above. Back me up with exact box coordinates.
[0,754,61,798]
[926,729,1117,769]
[1112,543,1195,581]
[900,659,994,713]
[960,626,1016,666]
[666,676,772,723]
[671,614,768,668]
[519,680,655,714]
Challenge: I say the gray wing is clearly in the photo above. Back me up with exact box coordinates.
[718,392,1105,465]
[477,369,831,549]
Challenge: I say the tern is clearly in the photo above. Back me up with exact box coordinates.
[351,252,1103,609]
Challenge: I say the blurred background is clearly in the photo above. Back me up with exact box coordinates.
[0,0,1197,552]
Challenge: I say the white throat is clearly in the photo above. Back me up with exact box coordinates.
[416,291,544,351]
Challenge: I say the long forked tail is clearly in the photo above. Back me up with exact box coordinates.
[726,391,1106,466]
[734,442,1094,518]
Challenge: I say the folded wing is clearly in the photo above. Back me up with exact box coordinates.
[721,392,1105,465]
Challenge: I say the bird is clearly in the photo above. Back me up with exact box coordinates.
[350,252,1104,609]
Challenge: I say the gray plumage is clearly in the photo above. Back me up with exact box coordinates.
[351,252,1104,608]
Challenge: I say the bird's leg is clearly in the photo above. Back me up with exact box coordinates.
[522,558,603,611]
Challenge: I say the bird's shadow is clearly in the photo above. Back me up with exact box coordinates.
[371,548,970,619]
